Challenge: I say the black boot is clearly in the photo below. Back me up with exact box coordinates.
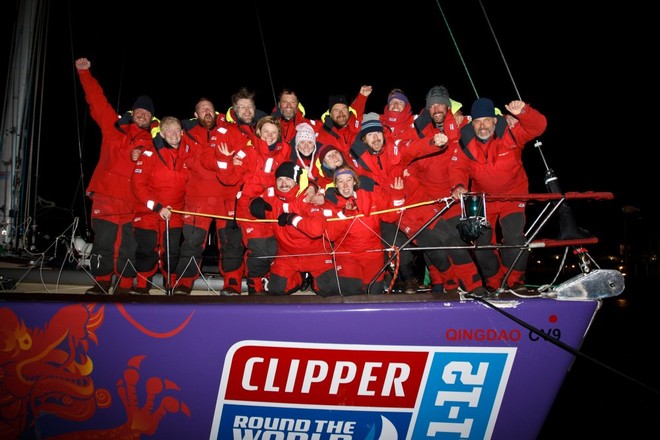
[300,272,313,291]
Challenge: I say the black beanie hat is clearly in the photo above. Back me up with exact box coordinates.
[275,162,301,184]
[132,95,155,115]
[470,98,496,119]
[328,94,348,111]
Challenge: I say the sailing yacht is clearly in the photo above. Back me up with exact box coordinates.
[0,2,628,439]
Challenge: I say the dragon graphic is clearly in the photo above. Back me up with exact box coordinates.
[0,304,190,439]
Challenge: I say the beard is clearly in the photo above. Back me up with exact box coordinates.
[200,114,215,129]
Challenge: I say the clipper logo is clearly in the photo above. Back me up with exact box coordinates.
[210,341,515,439]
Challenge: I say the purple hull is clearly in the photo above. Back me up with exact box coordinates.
[0,293,598,439]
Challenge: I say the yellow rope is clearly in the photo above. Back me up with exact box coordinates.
[170,197,452,223]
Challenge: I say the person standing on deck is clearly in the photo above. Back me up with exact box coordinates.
[212,115,291,295]
[400,85,484,295]
[75,57,158,295]
[172,98,240,295]
[130,116,188,295]
[450,97,547,295]
[200,87,268,294]
[350,112,446,294]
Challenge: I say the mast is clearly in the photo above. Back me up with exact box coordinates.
[0,0,43,255]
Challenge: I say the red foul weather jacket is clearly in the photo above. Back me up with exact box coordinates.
[380,101,416,140]
[323,186,406,254]
[271,104,314,144]
[403,108,467,217]
[450,105,547,197]
[77,69,155,203]
[200,110,262,203]
[314,93,368,155]
[131,134,188,225]
[258,186,330,257]
[179,118,236,202]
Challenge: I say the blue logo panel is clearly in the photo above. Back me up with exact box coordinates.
[412,350,514,439]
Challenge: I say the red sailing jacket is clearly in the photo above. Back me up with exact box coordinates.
[314,93,368,155]
[200,109,261,201]
[271,104,314,144]
[258,186,330,256]
[350,130,443,190]
[179,118,234,201]
[131,134,188,216]
[450,105,547,196]
[397,108,467,218]
[77,69,156,203]
[323,186,405,254]
[217,137,292,200]
[380,101,416,139]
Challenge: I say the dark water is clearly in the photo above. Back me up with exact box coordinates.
[538,275,660,438]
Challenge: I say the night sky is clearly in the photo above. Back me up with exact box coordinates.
[1,0,653,255]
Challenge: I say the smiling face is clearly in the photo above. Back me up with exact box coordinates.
[276,176,296,192]
[334,172,356,198]
[364,131,385,153]
[132,108,153,129]
[330,104,349,127]
[297,139,315,157]
[234,98,256,124]
[278,92,298,120]
[259,122,280,145]
[160,117,182,148]
[472,116,497,141]
[429,103,448,126]
[388,98,406,113]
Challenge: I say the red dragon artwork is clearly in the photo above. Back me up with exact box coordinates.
[0,304,190,439]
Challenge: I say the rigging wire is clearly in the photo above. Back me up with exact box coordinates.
[434,0,480,99]
[25,0,49,251]
[472,295,660,396]
[435,0,524,101]
[477,0,522,101]
[253,0,277,108]
[435,1,645,396]
[65,0,90,237]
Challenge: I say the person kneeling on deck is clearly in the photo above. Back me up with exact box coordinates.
[248,162,345,296]
[323,165,406,295]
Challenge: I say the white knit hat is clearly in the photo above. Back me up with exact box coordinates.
[295,122,316,147]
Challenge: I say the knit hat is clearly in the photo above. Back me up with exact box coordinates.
[387,91,409,105]
[318,144,342,164]
[328,94,348,111]
[470,98,496,119]
[425,86,451,109]
[360,112,383,136]
[275,161,301,184]
[295,122,316,146]
[132,95,155,115]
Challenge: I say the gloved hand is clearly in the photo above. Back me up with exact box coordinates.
[278,212,298,227]
[249,197,272,219]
